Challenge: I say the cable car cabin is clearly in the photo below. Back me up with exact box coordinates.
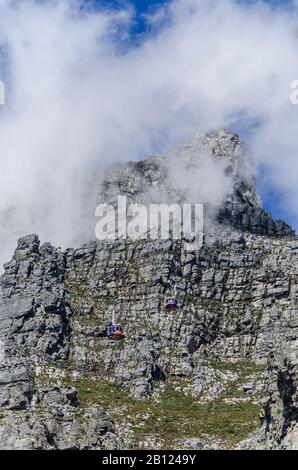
[107,324,126,341]
[165,298,179,311]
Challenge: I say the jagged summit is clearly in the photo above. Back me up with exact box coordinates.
[100,130,294,237]
[181,129,252,169]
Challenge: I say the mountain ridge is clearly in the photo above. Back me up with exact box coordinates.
[0,131,297,449]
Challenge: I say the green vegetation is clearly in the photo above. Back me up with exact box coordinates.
[209,359,265,374]
[205,359,266,402]
[72,374,261,449]
[34,358,263,448]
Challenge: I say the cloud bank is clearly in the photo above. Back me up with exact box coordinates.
[0,0,298,266]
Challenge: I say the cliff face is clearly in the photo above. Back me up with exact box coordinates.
[0,131,297,450]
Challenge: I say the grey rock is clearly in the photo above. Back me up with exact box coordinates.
[0,130,297,449]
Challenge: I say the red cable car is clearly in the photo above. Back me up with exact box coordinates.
[165,297,179,311]
[107,324,126,341]
[107,311,126,341]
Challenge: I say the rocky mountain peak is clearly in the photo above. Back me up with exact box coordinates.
[100,130,294,238]
[0,132,297,450]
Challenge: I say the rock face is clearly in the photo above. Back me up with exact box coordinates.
[101,130,293,238]
[0,130,297,449]
[0,236,120,449]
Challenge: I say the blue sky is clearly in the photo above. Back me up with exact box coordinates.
[0,0,297,265]
[97,0,293,25]
[92,0,297,228]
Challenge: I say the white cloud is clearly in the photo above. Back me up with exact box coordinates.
[0,0,297,267]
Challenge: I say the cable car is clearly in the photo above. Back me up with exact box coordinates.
[107,311,126,341]
[165,297,179,311]
[107,323,126,341]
